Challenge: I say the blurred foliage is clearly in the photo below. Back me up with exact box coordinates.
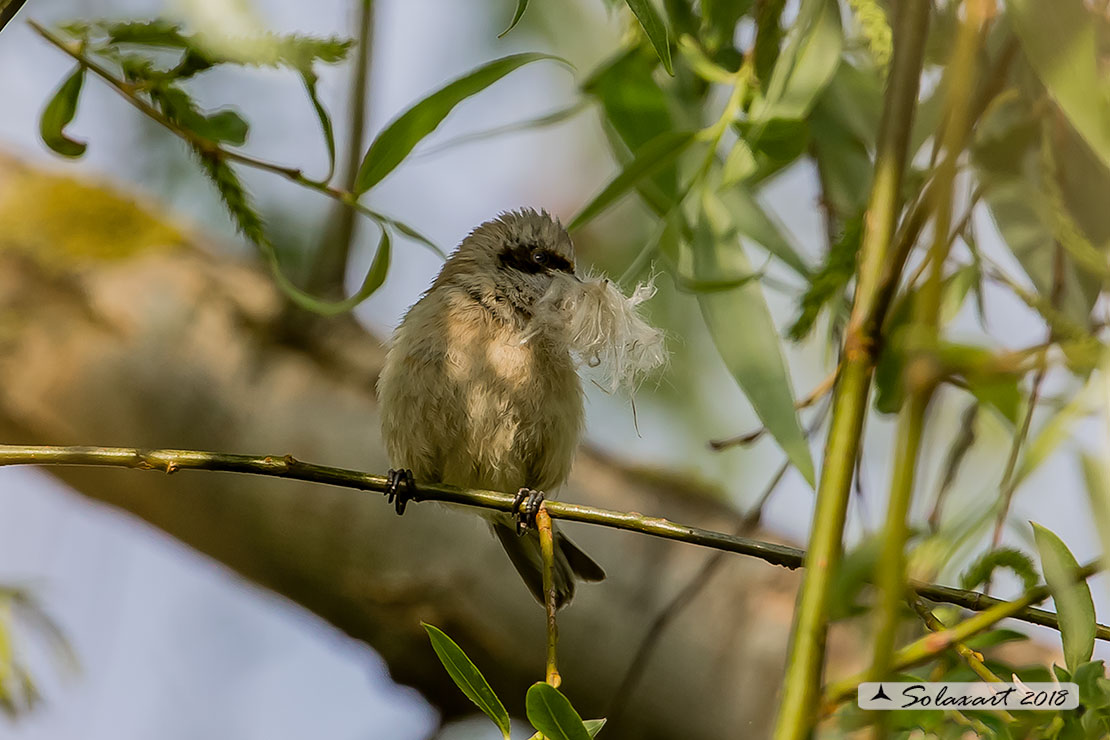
[25,0,1110,735]
[0,587,74,719]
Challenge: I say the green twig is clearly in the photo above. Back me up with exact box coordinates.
[0,444,1105,640]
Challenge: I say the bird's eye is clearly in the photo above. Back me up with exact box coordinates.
[531,249,548,265]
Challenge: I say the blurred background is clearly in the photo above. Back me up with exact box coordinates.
[0,0,1107,738]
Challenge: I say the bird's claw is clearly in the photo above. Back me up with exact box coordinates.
[385,468,416,515]
[512,487,545,535]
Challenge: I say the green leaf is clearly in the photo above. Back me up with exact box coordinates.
[959,547,1039,592]
[689,200,816,486]
[721,140,757,186]
[525,683,592,740]
[1032,523,1096,673]
[1081,452,1110,575]
[40,66,87,158]
[355,53,561,193]
[700,0,752,51]
[568,130,697,231]
[153,86,249,146]
[583,718,607,737]
[499,0,529,37]
[1005,0,1110,173]
[622,0,673,75]
[749,0,842,123]
[423,624,511,740]
[300,70,336,183]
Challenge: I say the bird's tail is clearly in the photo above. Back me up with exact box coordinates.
[491,519,605,608]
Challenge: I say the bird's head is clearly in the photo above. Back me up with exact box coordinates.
[434,208,578,317]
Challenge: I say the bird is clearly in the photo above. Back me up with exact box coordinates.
[377,208,606,607]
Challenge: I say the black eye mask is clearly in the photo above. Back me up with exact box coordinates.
[498,243,574,275]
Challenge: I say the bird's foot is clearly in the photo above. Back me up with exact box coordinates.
[512,487,545,535]
[385,468,416,515]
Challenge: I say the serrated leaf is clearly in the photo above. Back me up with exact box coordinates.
[40,66,87,158]
[568,130,697,230]
[355,53,561,193]
[499,0,529,38]
[622,0,673,75]
[1005,0,1110,173]
[1032,523,1096,673]
[718,186,810,277]
[423,624,510,740]
[266,221,392,316]
[525,683,592,740]
[689,202,815,486]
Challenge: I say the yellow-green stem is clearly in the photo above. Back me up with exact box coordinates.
[770,0,931,736]
[866,2,990,712]
[536,505,560,687]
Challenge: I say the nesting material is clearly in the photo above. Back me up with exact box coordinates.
[527,273,667,392]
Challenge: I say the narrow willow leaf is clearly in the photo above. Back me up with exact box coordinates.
[721,140,758,186]
[1032,523,1096,672]
[362,208,445,258]
[498,0,529,38]
[622,0,673,75]
[750,0,842,123]
[355,53,562,193]
[40,66,87,157]
[525,683,592,740]
[583,718,607,737]
[301,70,336,183]
[568,131,696,231]
[1005,0,1110,172]
[690,204,816,486]
[424,624,510,739]
[1013,381,1097,489]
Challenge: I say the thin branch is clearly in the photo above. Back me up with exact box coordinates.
[868,0,990,702]
[823,561,1100,713]
[1,444,1105,642]
[990,243,1065,553]
[537,505,560,687]
[708,368,837,451]
[305,0,376,298]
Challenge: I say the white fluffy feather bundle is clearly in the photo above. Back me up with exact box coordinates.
[526,273,666,392]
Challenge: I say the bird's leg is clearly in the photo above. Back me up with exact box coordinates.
[385,468,416,515]
[512,487,546,535]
